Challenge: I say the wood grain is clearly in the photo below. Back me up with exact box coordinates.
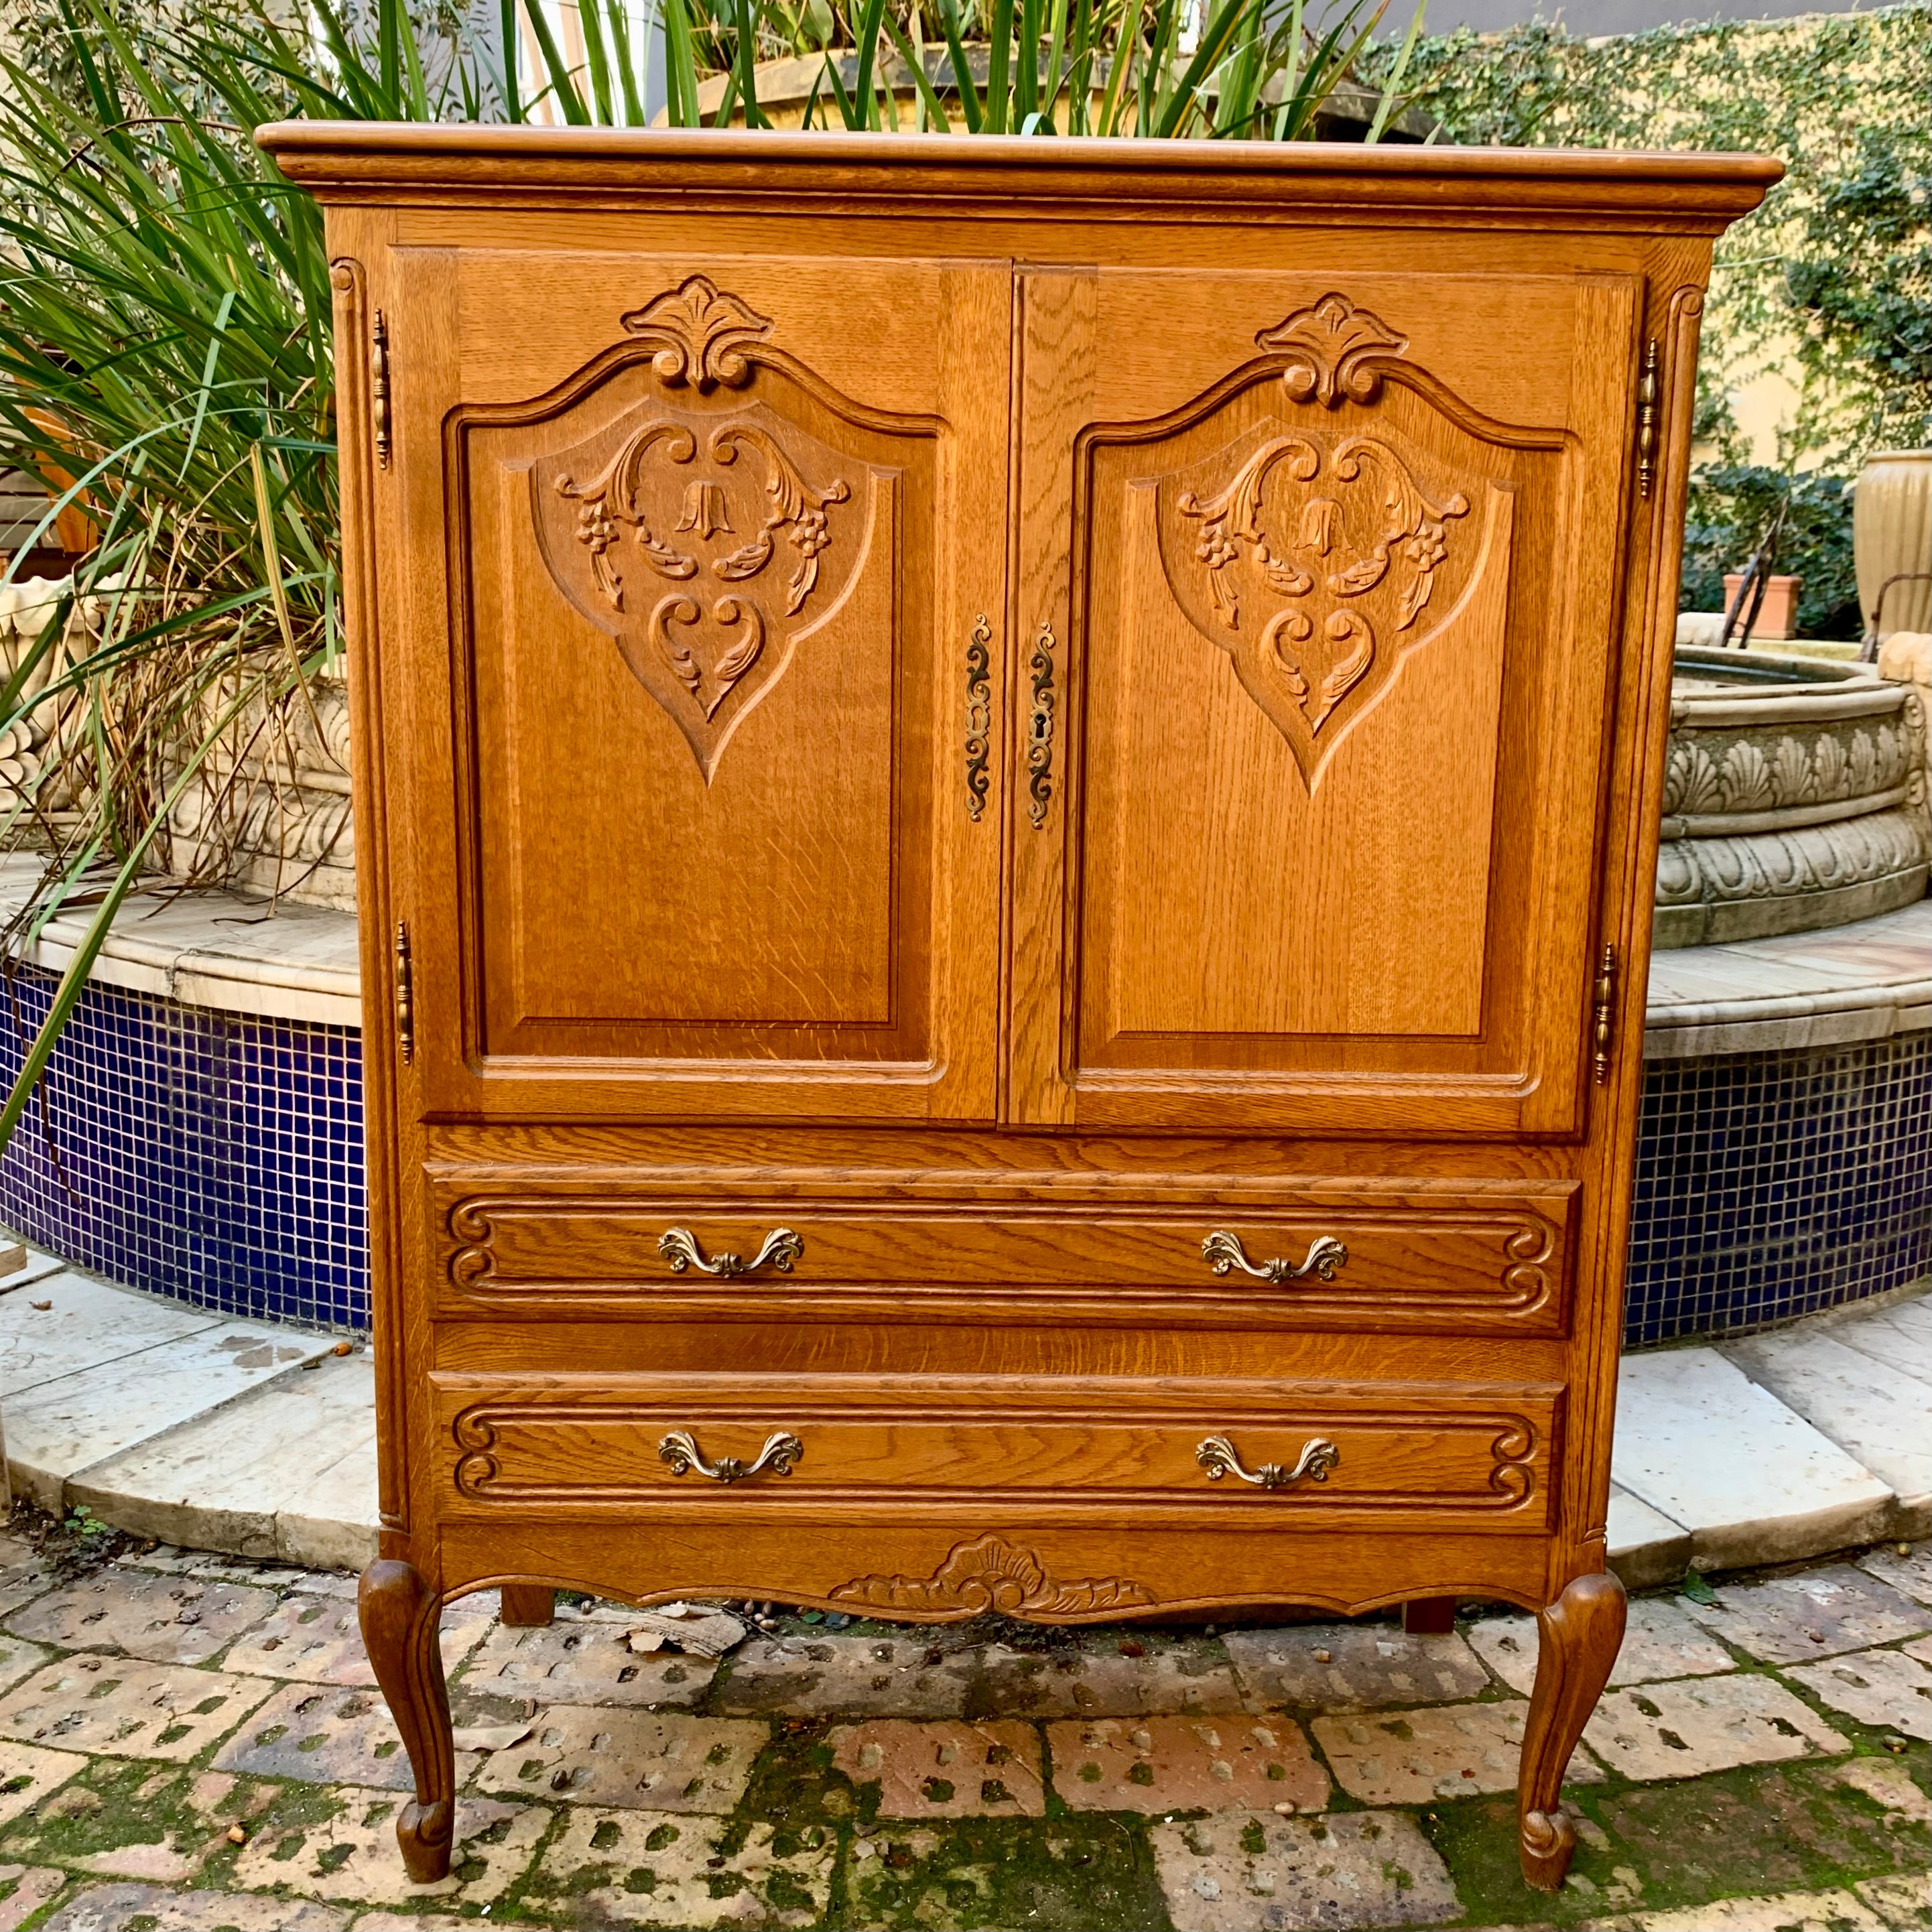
[277,127,1773,1895]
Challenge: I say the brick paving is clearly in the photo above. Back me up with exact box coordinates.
[0,1531,1918,1929]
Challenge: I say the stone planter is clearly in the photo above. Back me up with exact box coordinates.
[1655,647,1930,948]
[1854,449,1931,643]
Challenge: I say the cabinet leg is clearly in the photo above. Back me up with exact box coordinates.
[500,1584,556,1628]
[359,1559,456,1883]
[1518,1570,1626,1891]
[1403,1596,1456,1635]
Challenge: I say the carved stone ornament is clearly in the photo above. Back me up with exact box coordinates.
[1155,420,1475,787]
[1257,292,1409,409]
[532,397,858,781]
[829,1535,1155,1619]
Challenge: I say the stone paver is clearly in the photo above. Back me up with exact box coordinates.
[525,1807,836,1927]
[1580,1888,1887,1930]
[470,1708,765,1812]
[714,1633,973,1718]
[1047,1714,1328,1815]
[978,1637,1244,1718]
[0,1740,88,1827]
[1466,1597,1736,1695]
[212,1684,479,1791]
[460,1618,718,1710]
[1859,1541,1932,1607]
[5,1571,275,1665]
[40,1881,352,1929]
[1856,1872,1931,1924]
[1787,1647,1932,1740]
[828,1720,1044,1818]
[0,1640,50,1702]
[1834,1752,1931,1821]
[1614,1350,1898,1568]
[0,1534,1913,1929]
[1681,1565,1929,1662]
[231,1787,548,1906]
[0,1761,279,1881]
[1222,1626,1490,1713]
[224,1593,489,1687]
[0,1865,66,1931]
[1584,1675,1851,1779]
[0,1656,271,1762]
[1312,1701,1602,1805]
[0,1273,220,1403]
[1149,1809,1461,1931]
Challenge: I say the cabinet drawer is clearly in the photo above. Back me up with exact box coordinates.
[432,1183,1574,1336]
[433,1375,1560,1531]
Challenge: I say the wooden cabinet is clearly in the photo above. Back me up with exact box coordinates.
[261,122,1774,1892]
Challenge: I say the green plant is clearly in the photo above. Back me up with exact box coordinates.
[1679,463,1860,641]
[62,1503,110,1541]
[516,0,1423,142]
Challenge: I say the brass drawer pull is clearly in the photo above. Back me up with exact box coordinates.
[658,1429,803,1484]
[1202,1230,1348,1284]
[1197,1435,1340,1491]
[657,1226,803,1278]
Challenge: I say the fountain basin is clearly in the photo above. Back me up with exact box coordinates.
[1657,647,1930,948]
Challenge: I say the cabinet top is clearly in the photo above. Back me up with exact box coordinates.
[256,123,1778,232]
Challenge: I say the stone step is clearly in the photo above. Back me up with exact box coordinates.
[0,1240,1923,1583]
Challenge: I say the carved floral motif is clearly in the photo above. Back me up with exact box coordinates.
[1157,423,1474,786]
[533,401,858,781]
[619,275,774,393]
[829,1535,1155,1619]
[1256,292,1409,409]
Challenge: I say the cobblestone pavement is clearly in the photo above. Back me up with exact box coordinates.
[0,1532,1921,1931]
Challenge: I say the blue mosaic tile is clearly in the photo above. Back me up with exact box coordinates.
[1624,1030,1932,1348]
[0,964,367,1331]
[0,960,1924,1349]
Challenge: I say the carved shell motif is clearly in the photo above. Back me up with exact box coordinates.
[529,277,863,783]
[829,1535,1155,1620]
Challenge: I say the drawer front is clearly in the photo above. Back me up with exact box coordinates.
[433,1375,1561,1531]
[432,1183,1574,1336]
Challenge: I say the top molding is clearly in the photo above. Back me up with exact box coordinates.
[255,123,1781,232]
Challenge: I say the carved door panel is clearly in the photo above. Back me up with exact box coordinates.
[390,252,1010,1122]
[1008,268,1641,1137]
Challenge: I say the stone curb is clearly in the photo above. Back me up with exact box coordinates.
[0,1242,1924,1584]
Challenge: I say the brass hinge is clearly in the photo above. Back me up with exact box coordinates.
[1634,338,1659,499]
[393,919,415,1064]
[1592,943,1617,1086]
[371,310,392,469]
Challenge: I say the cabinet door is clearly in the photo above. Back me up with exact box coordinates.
[1008,267,1641,1137]
[385,251,1010,1122]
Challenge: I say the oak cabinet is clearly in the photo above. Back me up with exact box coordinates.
[260,121,1774,1892]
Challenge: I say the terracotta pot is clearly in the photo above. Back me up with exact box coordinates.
[1854,448,1932,641]
[1723,572,1803,641]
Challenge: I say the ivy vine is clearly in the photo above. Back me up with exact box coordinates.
[1364,6,1931,635]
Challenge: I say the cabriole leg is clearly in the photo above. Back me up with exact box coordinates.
[359,1558,456,1882]
[1518,1569,1626,1890]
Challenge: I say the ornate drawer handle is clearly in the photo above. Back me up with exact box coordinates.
[658,1429,803,1484]
[1197,1435,1340,1491]
[1202,1231,1348,1284]
[657,1226,803,1278]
